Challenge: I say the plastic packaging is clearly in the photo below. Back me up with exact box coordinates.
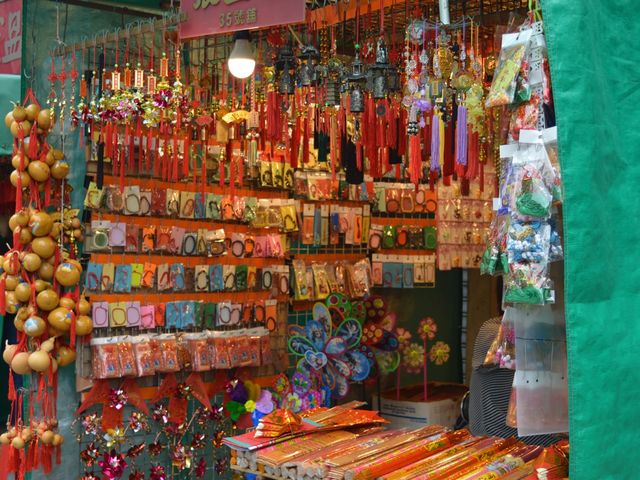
[512,305,568,436]
[486,29,532,107]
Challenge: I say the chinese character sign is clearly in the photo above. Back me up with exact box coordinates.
[0,0,21,74]
[181,0,305,39]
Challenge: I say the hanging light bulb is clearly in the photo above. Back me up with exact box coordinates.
[228,30,255,79]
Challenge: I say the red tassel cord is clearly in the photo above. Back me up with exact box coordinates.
[443,121,455,178]
[290,115,300,169]
[183,132,191,179]
[221,140,231,187]
[465,130,479,180]
[409,134,421,186]
[302,116,310,165]
[172,130,179,182]
[397,109,407,157]
[148,127,155,175]
[201,132,208,198]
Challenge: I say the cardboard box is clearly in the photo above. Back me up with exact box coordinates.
[372,382,468,429]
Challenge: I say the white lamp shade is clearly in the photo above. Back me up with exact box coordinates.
[228,38,255,79]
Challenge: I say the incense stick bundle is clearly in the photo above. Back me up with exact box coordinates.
[347,429,469,480]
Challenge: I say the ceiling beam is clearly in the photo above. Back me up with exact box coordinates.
[50,0,168,18]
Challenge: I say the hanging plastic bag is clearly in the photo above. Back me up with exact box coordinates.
[486,29,533,107]
[513,305,568,436]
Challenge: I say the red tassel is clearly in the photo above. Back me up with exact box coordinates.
[290,116,300,169]
[172,131,179,182]
[44,179,51,207]
[162,130,170,181]
[183,133,191,178]
[237,149,244,188]
[302,117,310,165]
[149,128,156,176]
[443,122,454,177]
[201,137,207,198]
[221,141,230,187]
[27,123,38,159]
[119,149,125,192]
[267,91,278,141]
[124,124,131,170]
[135,118,142,173]
[409,134,421,186]
[401,110,409,156]
[14,175,22,223]
[465,131,479,180]
[356,140,363,171]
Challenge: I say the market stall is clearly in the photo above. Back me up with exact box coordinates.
[3,0,631,478]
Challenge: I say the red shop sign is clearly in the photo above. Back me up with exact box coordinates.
[0,0,22,75]
[180,0,305,39]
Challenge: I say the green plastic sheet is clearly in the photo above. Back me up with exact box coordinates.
[542,1,640,478]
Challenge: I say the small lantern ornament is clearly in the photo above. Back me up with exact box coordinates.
[348,47,366,113]
[276,45,296,95]
[370,38,391,99]
[297,45,320,87]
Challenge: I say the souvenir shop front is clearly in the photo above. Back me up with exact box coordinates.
[0,0,636,479]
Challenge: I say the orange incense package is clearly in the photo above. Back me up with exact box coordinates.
[350,428,468,480]
[380,438,489,480]
[425,437,520,480]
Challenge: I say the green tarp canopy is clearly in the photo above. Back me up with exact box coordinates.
[543,1,640,478]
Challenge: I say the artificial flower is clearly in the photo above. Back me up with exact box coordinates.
[128,412,148,433]
[214,457,228,475]
[212,429,225,448]
[148,442,165,456]
[255,390,275,414]
[396,328,413,351]
[80,473,99,480]
[170,442,192,469]
[292,372,310,395]
[177,383,192,399]
[418,317,438,341]
[429,341,451,365]
[149,465,167,480]
[152,404,170,424]
[244,400,256,413]
[81,414,100,436]
[195,458,207,478]
[402,342,425,374]
[80,442,100,467]
[103,428,126,448]
[225,401,246,422]
[190,432,206,450]
[229,381,248,403]
[126,443,145,459]
[282,393,302,413]
[128,471,145,480]
[274,374,289,394]
[98,450,127,479]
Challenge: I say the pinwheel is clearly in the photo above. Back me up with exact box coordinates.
[357,296,401,376]
[288,300,370,399]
